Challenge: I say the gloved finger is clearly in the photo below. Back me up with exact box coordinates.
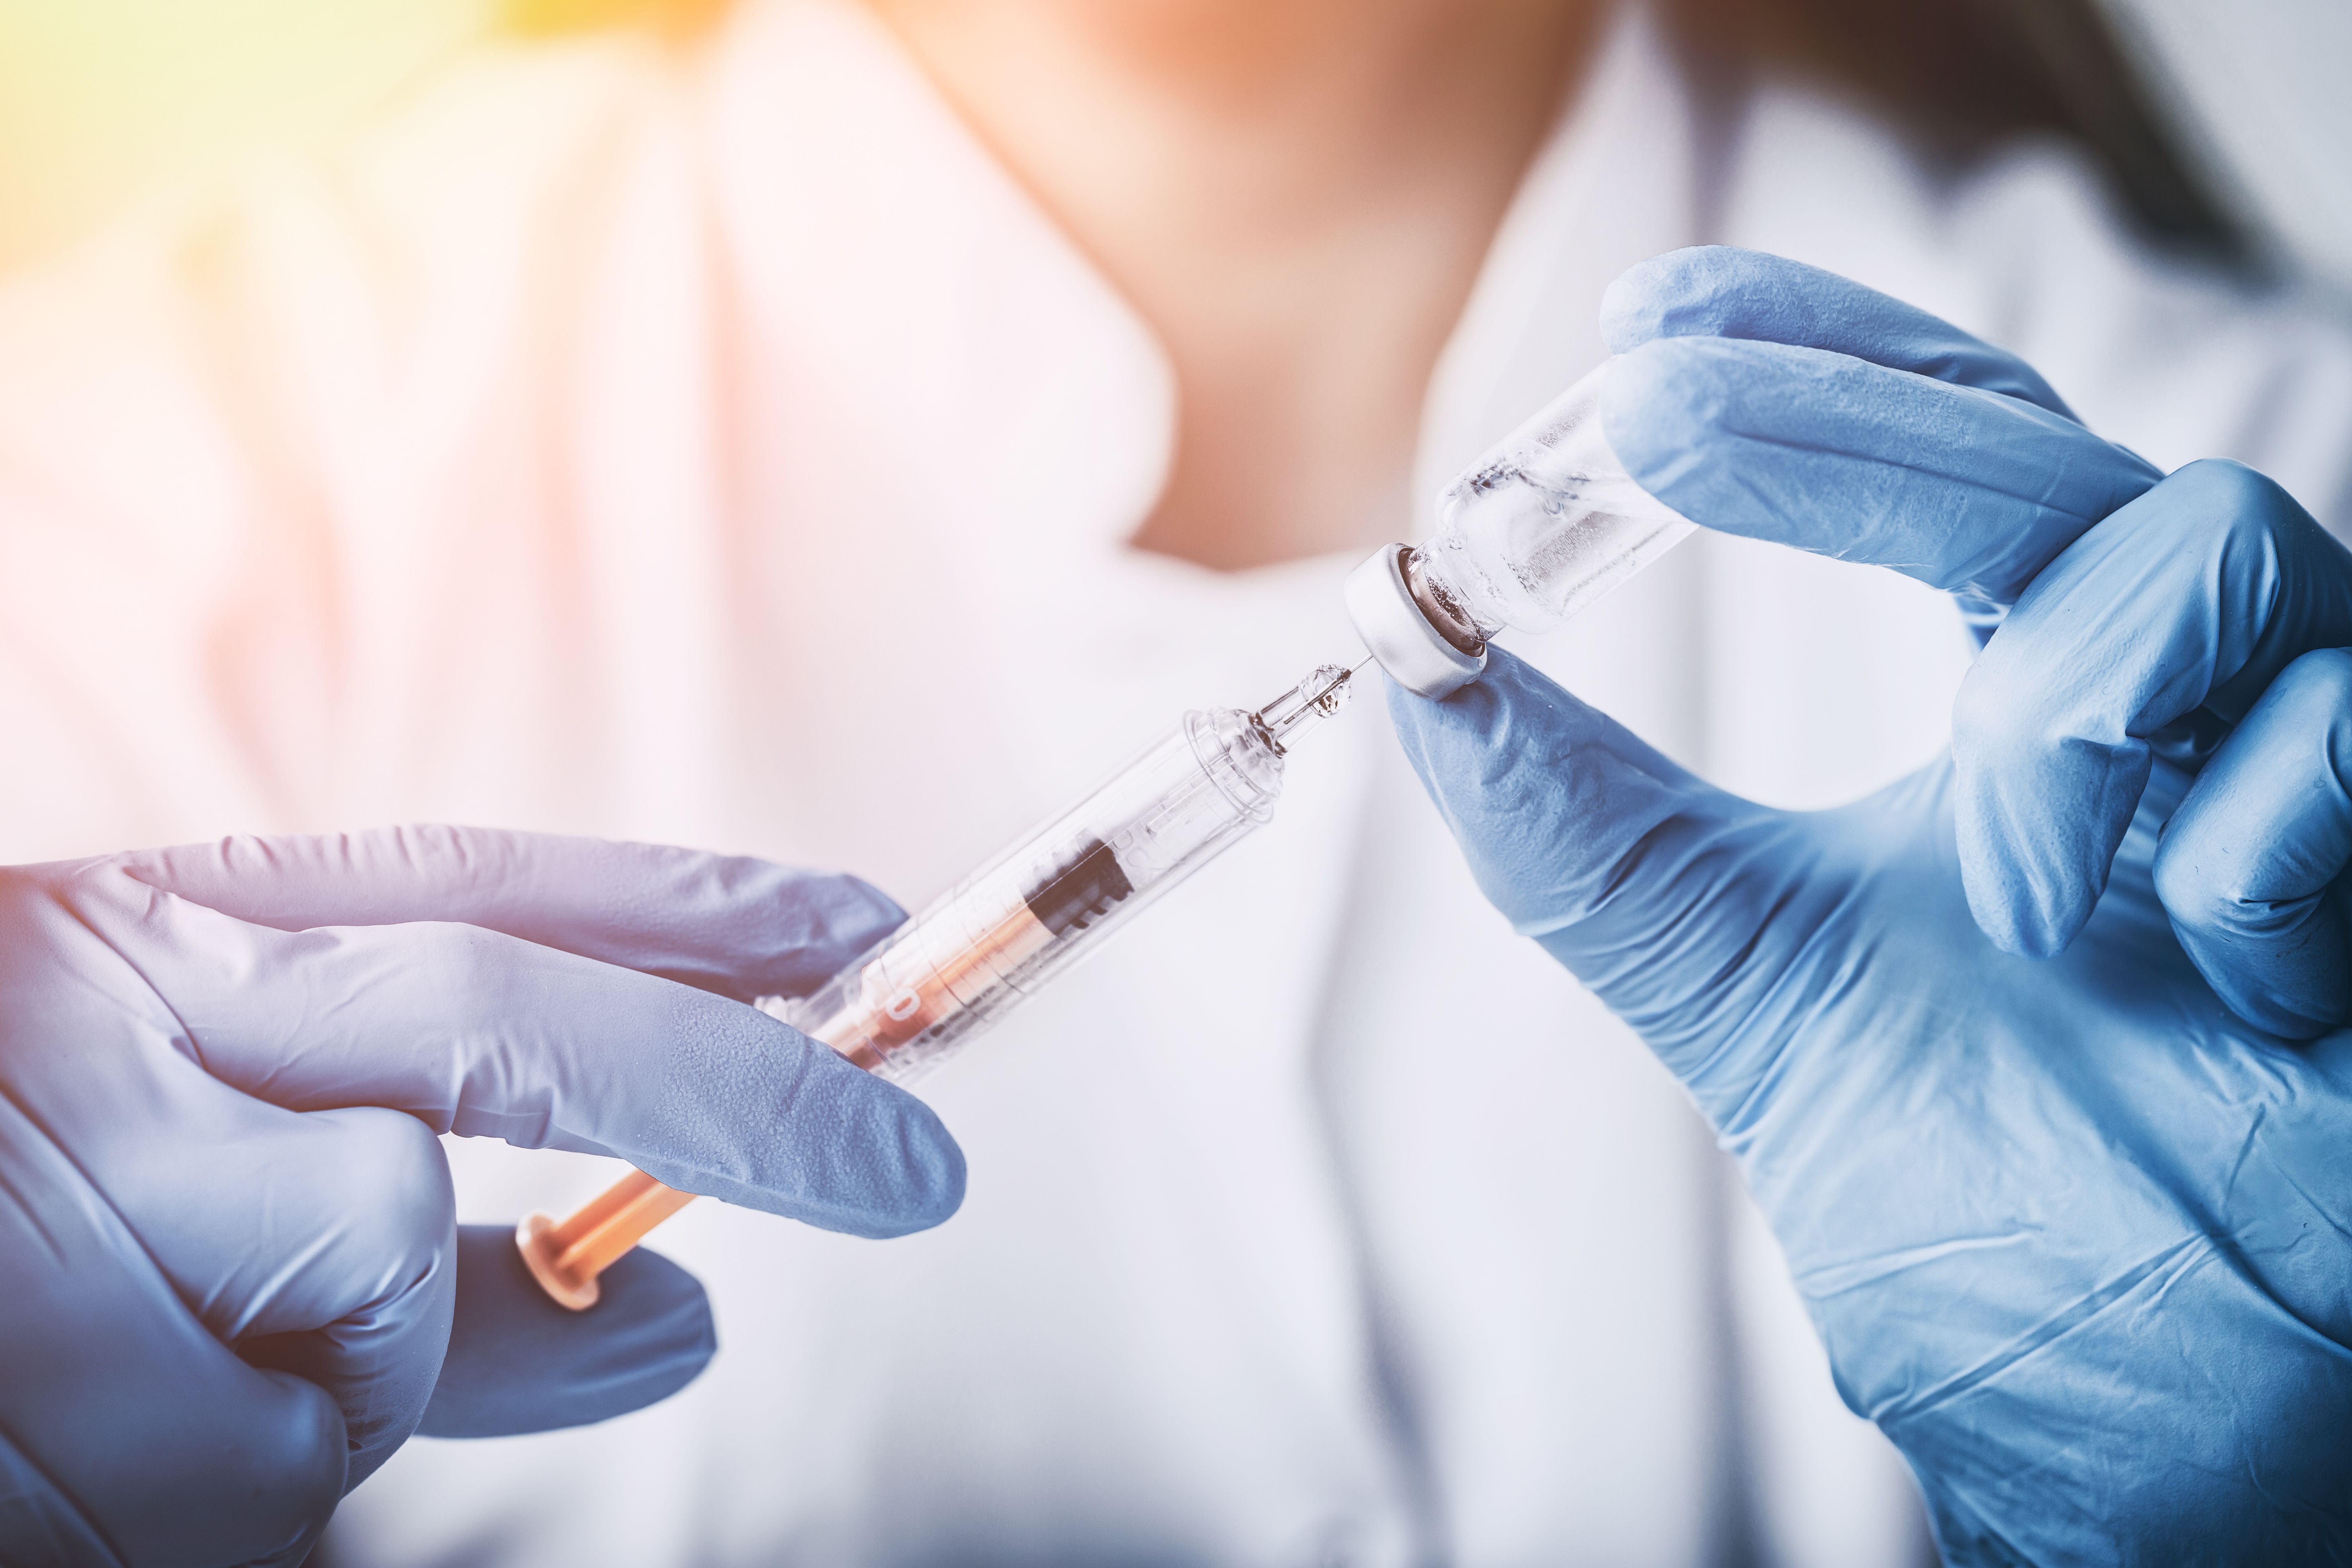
[1955,461,2352,956]
[0,1094,345,1568]
[1599,333,2161,608]
[67,871,964,1236]
[1600,245,2077,414]
[109,1085,456,1491]
[108,825,906,1002]
[4,897,457,1497]
[418,1225,714,1438]
[2153,647,2352,1037]
[1385,647,1822,1116]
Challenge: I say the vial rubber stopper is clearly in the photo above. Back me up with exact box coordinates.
[1343,544,1486,699]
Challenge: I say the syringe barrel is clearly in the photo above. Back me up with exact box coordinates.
[770,707,1281,1082]
[517,666,1352,1310]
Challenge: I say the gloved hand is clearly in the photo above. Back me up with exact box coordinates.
[0,826,962,1568]
[1388,247,2352,1563]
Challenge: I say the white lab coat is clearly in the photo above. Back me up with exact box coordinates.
[2,3,2348,1565]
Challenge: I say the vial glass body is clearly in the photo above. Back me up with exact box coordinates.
[1407,358,1695,649]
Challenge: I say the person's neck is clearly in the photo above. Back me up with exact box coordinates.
[866,0,1599,570]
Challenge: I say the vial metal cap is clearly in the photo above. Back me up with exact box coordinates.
[1344,544,1486,699]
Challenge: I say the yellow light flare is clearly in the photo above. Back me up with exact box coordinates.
[502,0,729,38]
[0,0,492,268]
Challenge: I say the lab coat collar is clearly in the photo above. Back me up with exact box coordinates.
[690,0,1705,860]
[703,0,1176,569]
[704,0,1704,559]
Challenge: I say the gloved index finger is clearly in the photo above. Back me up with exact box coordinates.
[68,873,965,1238]
[1600,334,2162,608]
[1600,246,2076,414]
[106,826,904,1003]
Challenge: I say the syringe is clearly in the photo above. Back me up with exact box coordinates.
[518,660,1359,1309]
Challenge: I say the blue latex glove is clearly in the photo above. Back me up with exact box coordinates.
[1388,247,2352,1563]
[416,1225,718,1441]
[0,827,962,1567]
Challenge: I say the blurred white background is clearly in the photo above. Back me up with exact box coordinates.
[2115,0,2352,291]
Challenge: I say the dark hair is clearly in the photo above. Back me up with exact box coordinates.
[1663,0,2252,265]
[504,0,2252,266]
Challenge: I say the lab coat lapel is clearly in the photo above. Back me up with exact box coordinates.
[704,0,1374,970]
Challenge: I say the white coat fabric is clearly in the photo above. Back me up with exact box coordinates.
[2,3,2349,1564]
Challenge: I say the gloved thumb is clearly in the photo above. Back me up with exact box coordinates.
[1386,648,1822,1114]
